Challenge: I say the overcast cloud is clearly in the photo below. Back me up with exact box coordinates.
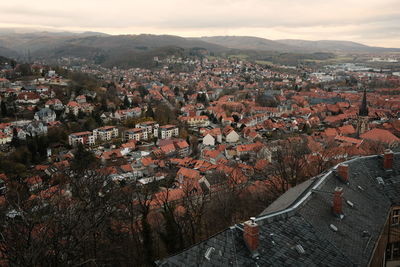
[0,0,399,47]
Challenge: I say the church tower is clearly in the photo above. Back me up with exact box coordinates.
[357,88,369,136]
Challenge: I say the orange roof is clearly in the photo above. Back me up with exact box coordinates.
[142,157,154,167]
[175,140,189,149]
[255,159,269,171]
[177,167,200,180]
[237,142,263,152]
[360,128,400,145]
[338,125,356,135]
[101,149,123,160]
[120,164,133,172]
[203,149,221,159]
[121,141,136,149]
[35,165,49,171]
[335,135,363,145]
[160,143,176,154]
[324,128,338,137]
[67,101,79,107]
[25,176,42,186]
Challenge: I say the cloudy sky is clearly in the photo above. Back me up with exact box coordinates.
[0,0,399,47]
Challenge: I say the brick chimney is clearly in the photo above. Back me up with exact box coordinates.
[384,149,394,170]
[338,164,349,182]
[332,187,343,216]
[243,217,259,252]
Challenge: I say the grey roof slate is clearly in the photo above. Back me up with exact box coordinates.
[157,154,400,267]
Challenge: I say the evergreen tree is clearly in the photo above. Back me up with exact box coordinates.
[1,101,7,117]
[71,143,99,173]
[11,128,20,148]
[67,112,77,121]
[27,136,38,163]
[93,112,103,127]
[145,106,154,118]
[78,110,85,119]
[159,205,184,254]
[123,95,130,108]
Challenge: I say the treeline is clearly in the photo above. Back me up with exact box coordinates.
[0,127,67,180]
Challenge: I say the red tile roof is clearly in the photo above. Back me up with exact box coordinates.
[360,128,400,145]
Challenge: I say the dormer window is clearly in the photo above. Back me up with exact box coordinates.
[392,208,400,225]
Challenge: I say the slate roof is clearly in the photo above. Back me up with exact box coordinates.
[156,153,400,267]
[157,215,352,267]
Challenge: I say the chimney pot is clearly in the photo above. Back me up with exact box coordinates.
[244,219,260,251]
[338,164,349,182]
[333,187,343,216]
[384,149,394,170]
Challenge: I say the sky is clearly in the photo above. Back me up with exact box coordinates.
[0,0,399,47]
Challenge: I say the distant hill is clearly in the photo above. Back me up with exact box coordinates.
[196,36,299,52]
[0,46,18,58]
[0,32,227,67]
[198,36,400,53]
[0,29,399,68]
[276,39,400,53]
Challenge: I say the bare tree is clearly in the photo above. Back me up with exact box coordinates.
[264,139,310,193]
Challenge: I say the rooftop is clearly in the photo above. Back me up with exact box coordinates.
[156,153,400,266]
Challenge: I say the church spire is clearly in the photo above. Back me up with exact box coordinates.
[359,88,368,117]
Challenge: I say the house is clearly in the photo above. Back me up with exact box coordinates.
[203,133,216,146]
[24,121,48,137]
[160,143,176,156]
[75,95,86,104]
[93,126,119,141]
[236,142,263,157]
[202,149,224,164]
[180,115,210,127]
[66,101,80,116]
[125,128,148,141]
[45,98,63,110]
[174,139,190,157]
[159,125,179,139]
[0,78,10,88]
[176,167,201,184]
[68,131,96,146]
[79,102,94,114]
[135,121,159,137]
[36,85,49,93]
[202,128,222,146]
[338,124,356,136]
[34,108,57,123]
[223,126,240,143]
[0,132,11,145]
[101,149,124,164]
[16,92,40,104]
[361,128,400,147]
[120,140,136,155]
[25,176,43,192]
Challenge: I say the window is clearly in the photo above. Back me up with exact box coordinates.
[387,242,400,260]
[394,243,400,259]
[392,209,400,225]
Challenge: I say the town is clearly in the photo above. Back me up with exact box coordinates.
[1,52,400,266]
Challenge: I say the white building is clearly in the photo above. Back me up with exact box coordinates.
[68,131,96,146]
[224,127,240,143]
[125,128,148,141]
[135,121,159,137]
[93,126,119,141]
[159,125,179,139]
